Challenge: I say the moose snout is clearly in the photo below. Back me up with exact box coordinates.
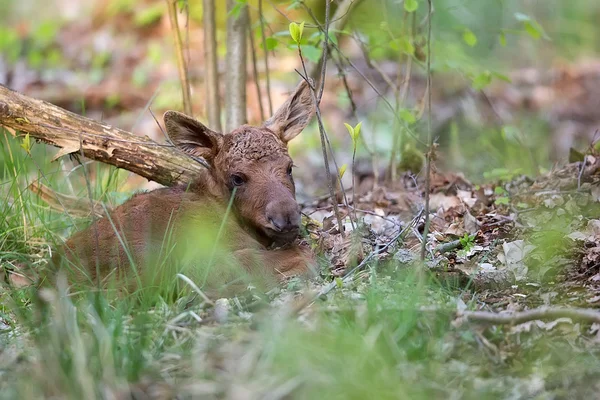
[265,202,301,234]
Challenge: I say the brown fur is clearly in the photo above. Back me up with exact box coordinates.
[51,80,316,296]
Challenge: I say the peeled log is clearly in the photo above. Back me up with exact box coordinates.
[0,84,207,187]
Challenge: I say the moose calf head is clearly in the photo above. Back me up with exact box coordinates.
[164,80,315,246]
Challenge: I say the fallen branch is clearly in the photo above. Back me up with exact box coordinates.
[0,84,207,187]
[460,307,600,325]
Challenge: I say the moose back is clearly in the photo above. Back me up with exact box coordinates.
[50,80,317,295]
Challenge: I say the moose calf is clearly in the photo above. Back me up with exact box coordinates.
[51,80,317,296]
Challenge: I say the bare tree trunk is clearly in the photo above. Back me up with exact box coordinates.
[203,0,222,131]
[224,0,249,132]
[0,84,206,187]
[166,0,193,116]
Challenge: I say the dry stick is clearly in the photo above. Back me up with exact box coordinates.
[166,0,193,116]
[258,0,273,116]
[225,0,249,131]
[248,17,265,122]
[203,0,222,131]
[420,0,433,261]
[461,307,600,325]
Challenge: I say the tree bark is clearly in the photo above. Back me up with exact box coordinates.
[0,84,207,187]
[224,0,249,132]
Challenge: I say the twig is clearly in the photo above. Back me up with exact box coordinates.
[435,235,475,254]
[258,0,273,116]
[420,0,433,261]
[166,0,193,115]
[203,0,222,130]
[460,307,600,325]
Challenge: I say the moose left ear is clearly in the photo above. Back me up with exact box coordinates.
[164,111,223,163]
[263,79,315,143]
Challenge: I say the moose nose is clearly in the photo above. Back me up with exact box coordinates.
[266,203,301,233]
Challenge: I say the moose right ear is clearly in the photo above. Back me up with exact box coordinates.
[164,111,223,162]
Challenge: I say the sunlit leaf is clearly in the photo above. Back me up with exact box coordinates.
[462,29,477,47]
[390,37,415,55]
[344,122,362,146]
[524,21,541,39]
[499,31,507,47]
[344,122,354,138]
[404,0,418,13]
[353,122,362,139]
[339,164,348,179]
[20,133,31,155]
[472,71,492,90]
[289,21,305,43]
[399,109,416,124]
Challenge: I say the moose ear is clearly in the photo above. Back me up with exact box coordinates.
[264,79,315,143]
[164,111,223,162]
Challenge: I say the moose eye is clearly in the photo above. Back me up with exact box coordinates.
[287,165,293,176]
[230,174,246,187]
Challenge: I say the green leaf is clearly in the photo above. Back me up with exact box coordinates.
[229,0,248,19]
[390,37,415,55]
[495,197,510,206]
[339,164,348,179]
[335,277,343,288]
[515,12,549,40]
[344,122,354,138]
[264,37,278,51]
[20,133,31,155]
[299,44,321,62]
[499,31,507,47]
[494,186,507,196]
[399,109,416,124]
[327,31,338,46]
[404,0,418,12]
[353,122,362,139]
[344,122,362,147]
[492,71,511,83]
[289,21,305,43]
[462,29,477,47]
[472,71,492,90]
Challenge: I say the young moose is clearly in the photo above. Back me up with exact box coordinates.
[52,80,317,295]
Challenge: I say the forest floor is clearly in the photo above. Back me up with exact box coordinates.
[1,149,600,399]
